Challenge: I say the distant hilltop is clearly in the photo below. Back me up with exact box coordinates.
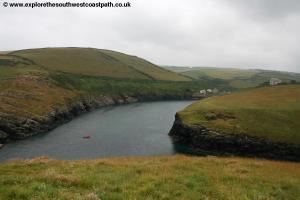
[164,66,300,89]
[3,47,191,81]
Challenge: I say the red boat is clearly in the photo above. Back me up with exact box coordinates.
[83,135,91,139]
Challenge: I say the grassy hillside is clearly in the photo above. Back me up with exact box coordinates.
[0,48,197,119]
[0,48,212,143]
[165,66,300,89]
[182,67,257,80]
[100,50,191,81]
[179,85,300,144]
[0,70,204,122]
[0,155,299,200]
[0,54,45,79]
[10,48,190,81]
[49,72,233,96]
[0,74,76,118]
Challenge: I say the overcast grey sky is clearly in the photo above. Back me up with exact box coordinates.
[1,0,300,72]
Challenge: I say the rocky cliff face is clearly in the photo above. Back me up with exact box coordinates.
[0,93,194,144]
[169,114,300,161]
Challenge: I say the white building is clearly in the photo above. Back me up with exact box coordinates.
[200,90,207,95]
[270,78,282,86]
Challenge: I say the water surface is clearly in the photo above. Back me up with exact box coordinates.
[0,101,194,162]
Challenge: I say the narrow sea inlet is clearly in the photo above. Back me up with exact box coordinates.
[0,101,194,162]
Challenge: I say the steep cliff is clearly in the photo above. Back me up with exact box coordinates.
[169,114,300,161]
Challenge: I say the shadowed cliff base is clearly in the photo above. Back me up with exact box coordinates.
[169,114,300,162]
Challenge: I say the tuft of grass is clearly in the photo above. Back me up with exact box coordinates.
[179,85,300,144]
[0,155,299,200]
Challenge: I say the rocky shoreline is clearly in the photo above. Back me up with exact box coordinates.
[169,114,300,162]
[0,93,195,145]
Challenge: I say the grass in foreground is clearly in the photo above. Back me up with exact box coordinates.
[0,155,299,200]
[179,85,300,144]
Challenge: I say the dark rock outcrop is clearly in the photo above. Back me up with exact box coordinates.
[169,114,300,161]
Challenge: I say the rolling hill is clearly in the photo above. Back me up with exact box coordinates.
[0,48,203,143]
[1,48,299,144]
[10,48,191,81]
[164,66,300,89]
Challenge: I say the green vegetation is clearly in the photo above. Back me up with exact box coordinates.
[0,155,299,200]
[11,48,190,81]
[0,48,238,121]
[0,54,46,79]
[164,66,300,89]
[1,49,300,200]
[179,85,300,144]
[1,49,299,143]
[1,48,299,142]
[182,67,257,80]
[100,49,191,81]
[0,74,76,118]
[50,72,232,96]
[0,48,202,121]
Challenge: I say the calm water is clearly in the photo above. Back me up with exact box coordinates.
[0,101,194,162]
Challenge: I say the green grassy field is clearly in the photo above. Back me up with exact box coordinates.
[10,48,190,81]
[0,155,299,200]
[179,85,300,144]
[100,50,192,81]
